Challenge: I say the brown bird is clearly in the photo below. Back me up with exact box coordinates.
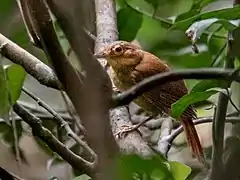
[94,41,205,164]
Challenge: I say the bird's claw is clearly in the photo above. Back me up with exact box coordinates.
[114,124,141,139]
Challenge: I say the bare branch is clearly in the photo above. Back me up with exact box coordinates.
[160,116,240,157]
[0,33,60,89]
[28,0,118,179]
[94,0,155,157]
[16,0,42,48]
[60,91,86,134]
[13,103,94,175]
[22,87,97,162]
[110,107,154,157]
[157,118,173,156]
[168,116,240,145]
[95,0,118,67]
[113,68,240,107]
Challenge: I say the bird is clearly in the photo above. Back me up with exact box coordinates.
[94,40,205,164]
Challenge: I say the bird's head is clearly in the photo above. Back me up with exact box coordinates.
[94,41,143,71]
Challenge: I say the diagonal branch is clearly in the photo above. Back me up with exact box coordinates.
[13,103,94,174]
[22,87,97,161]
[161,116,240,158]
[0,33,60,89]
[113,68,240,107]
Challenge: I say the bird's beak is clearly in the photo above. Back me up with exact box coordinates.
[94,51,107,58]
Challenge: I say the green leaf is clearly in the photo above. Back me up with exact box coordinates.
[71,175,91,180]
[118,154,173,180]
[171,90,218,119]
[191,80,228,92]
[190,0,216,11]
[0,64,26,118]
[143,0,169,11]
[186,18,237,43]
[144,0,159,9]
[168,161,191,180]
[0,61,10,118]
[172,6,240,30]
[0,0,13,19]
[124,0,173,29]
[175,0,218,22]
[5,64,26,104]
[117,6,143,41]
[175,10,200,22]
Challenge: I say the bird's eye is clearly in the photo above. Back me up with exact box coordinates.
[113,45,123,54]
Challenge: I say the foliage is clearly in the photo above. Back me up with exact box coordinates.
[0,0,239,179]
[72,155,191,180]
[117,155,191,180]
[0,64,26,118]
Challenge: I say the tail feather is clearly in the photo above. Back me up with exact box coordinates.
[181,117,205,164]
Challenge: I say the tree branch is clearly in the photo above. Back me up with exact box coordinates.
[110,106,154,157]
[157,117,173,156]
[22,87,97,161]
[13,103,94,175]
[94,0,155,158]
[16,0,42,48]
[112,68,240,107]
[0,33,60,89]
[160,116,240,157]
[28,0,118,179]
[210,7,237,177]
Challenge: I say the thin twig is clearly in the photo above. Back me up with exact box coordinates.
[168,116,240,145]
[10,110,23,177]
[126,3,227,40]
[60,91,86,134]
[22,87,97,161]
[13,103,94,175]
[164,116,240,157]
[16,0,42,48]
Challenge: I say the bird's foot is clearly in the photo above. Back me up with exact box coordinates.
[114,124,142,139]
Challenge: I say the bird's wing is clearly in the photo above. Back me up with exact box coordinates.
[132,52,196,119]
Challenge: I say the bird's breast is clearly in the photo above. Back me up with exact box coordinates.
[113,72,166,114]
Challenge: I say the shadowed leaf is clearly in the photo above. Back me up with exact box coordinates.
[171,90,218,119]
[191,79,228,92]
[172,6,240,30]
[117,6,143,41]
[168,161,191,180]
[117,154,175,180]
[5,64,26,104]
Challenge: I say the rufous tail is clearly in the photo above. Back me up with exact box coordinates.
[181,117,205,164]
